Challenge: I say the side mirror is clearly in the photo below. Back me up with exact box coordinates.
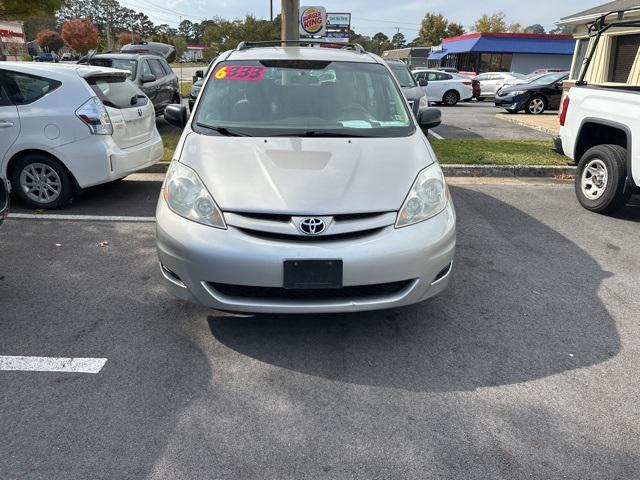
[556,81,564,89]
[195,69,204,78]
[418,79,428,87]
[141,74,156,83]
[164,104,188,128]
[418,107,442,130]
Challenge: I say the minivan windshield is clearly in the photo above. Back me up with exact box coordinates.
[387,62,417,88]
[193,60,414,137]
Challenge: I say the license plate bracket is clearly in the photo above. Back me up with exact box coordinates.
[283,260,343,289]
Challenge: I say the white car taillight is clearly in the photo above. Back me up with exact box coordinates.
[75,97,113,135]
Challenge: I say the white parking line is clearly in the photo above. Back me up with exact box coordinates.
[0,356,107,374]
[8,213,155,223]
[429,130,445,140]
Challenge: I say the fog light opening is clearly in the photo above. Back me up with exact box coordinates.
[160,263,187,288]
[432,262,453,284]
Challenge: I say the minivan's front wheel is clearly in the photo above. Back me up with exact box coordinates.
[442,90,459,106]
[11,154,73,209]
[575,144,630,214]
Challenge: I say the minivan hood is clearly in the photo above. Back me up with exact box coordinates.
[179,132,433,215]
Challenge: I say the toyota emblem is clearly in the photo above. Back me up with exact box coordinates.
[299,218,326,235]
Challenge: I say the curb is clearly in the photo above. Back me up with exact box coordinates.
[142,163,576,178]
[441,164,575,178]
[495,114,559,136]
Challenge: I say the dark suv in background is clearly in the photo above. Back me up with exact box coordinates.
[79,42,180,116]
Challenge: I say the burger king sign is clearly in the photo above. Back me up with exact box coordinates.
[299,6,327,36]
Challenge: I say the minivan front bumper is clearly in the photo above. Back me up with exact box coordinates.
[156,198,456,313]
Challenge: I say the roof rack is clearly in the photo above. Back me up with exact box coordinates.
[235,40,366,54]
[578,7,640,85]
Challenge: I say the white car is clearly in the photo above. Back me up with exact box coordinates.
[473,72,523,100]
[0,62,163,208]
[412,69,473,106]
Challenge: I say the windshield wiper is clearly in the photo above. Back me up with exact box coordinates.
[272,130,370,138]
[196,123,250,137]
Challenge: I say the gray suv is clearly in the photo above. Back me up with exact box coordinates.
[80,44,180,116]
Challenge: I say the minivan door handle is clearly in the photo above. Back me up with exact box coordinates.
[0,120,14,128]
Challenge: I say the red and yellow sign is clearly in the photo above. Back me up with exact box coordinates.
[213,65,267,82]
[300,6,326,36]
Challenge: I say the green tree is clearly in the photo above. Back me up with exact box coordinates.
[419,13,448,46]
[171,35,187,62]
[445,22,465,38]
[23,12,57,40]
[391,32,406,48]
[525,24,545,34]
[0,0,64,19]
[508,22,524,33]
[474,12,507,33]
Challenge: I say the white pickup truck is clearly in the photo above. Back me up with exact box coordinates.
[555,8,640,214]
[556,86,640,213]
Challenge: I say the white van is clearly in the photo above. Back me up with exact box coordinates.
[0,62,163,208]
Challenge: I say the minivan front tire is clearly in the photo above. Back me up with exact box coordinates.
[10,154,74,209]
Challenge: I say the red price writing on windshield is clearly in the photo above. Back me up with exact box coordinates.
[213,66,267,81]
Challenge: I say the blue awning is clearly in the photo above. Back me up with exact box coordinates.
[440,34,575,55]
[427,50,448,60]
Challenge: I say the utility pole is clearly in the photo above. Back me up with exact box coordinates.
[281,0,299,42]
[270,0,274,21]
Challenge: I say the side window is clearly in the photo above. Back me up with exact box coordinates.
[476,74,489,81]
[148,59,166,79]
[427,72,439,81]
[441,73,453,80]
[159,59,172,76]
[1,71,61,105]
[0,84,9,106]
[140,61,152,78]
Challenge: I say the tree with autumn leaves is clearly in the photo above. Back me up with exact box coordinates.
[61,18,99,54]
[36,29,64,52]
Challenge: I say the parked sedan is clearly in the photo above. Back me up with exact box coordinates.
[386,60,429,118]
[474,72,523,100]
[0,63,163,208]
[0,177,8,226]
[412,69,473,106]
[495,72,569,114]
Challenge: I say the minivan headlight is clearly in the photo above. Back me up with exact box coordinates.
[396,163,448,228]
[162,161,226,229]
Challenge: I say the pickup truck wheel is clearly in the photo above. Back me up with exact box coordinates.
[10,154,74,209]
[525,96,546,114]
[575,145,631,214]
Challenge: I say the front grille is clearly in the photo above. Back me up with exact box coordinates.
[208,279,415,301]
[230,211,388,223]
[237,226,385,242]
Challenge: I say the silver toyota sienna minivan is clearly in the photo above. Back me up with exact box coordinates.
[156,43,456,313]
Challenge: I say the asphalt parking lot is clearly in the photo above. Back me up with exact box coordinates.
[2,179,640,479]
[430,101,553,140]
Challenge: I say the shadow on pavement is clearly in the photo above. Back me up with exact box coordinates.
[208,186,620,392]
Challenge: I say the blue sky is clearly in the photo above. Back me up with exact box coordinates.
[127,0,606,37]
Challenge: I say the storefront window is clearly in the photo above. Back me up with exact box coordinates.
[479,53,513,72]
